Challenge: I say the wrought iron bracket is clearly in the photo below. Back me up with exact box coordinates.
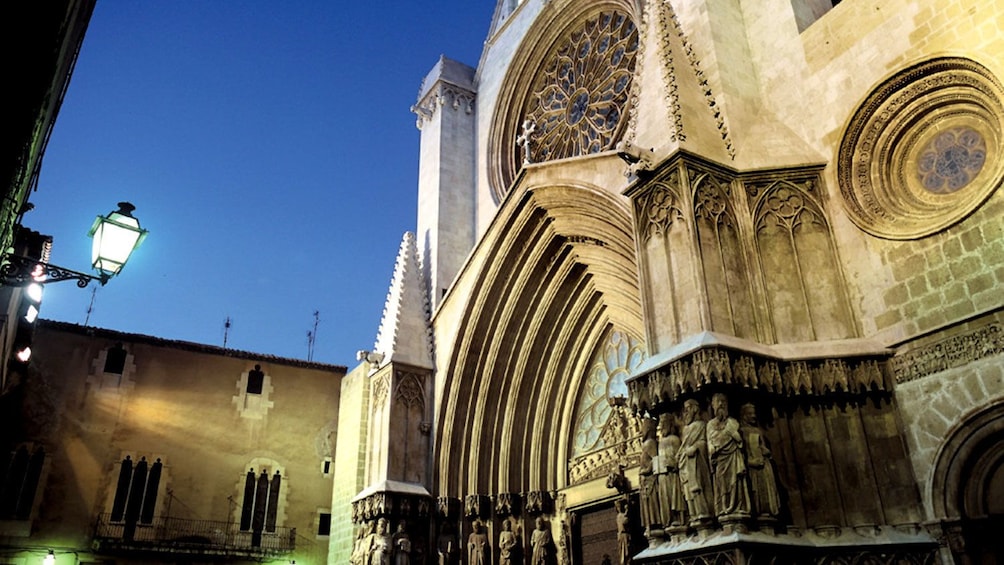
[1,253,109,288]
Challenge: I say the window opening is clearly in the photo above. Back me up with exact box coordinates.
[103,343,127,374]
[0,445,45,520]
[240,467,282,547]
[317,512,331,536]
[247,364,265,395]
[109,456,162,540]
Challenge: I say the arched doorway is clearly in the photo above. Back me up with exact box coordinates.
[931,402,1004,563]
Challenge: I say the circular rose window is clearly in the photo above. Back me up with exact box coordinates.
[837,58,1004,239]
[489,6,639,201]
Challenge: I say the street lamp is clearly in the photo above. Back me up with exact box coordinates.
[1,202,148,288]
[88,202,148,282]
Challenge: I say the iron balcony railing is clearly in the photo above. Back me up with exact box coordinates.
[93,513,296,559]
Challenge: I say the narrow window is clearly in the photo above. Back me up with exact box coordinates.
[241,467,282,535]
[247,364,265,394]
[321,457,331,476]
[0,445,45,520]
[104,343,127,374]
[110,456,161,525]
[317,512,331,536]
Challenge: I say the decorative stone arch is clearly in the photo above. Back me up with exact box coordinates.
[929,401,1004,562]
[487,0,643,202]
[930,400,1004,519]
[435,179,642,500]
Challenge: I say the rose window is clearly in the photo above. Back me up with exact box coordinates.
[917,127,987,193]
[522,11,639,165]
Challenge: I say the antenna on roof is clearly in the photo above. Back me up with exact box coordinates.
[307,310,319,361]
[83,287,98,326]
[223,316,232,349]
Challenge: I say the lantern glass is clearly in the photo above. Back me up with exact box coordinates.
[88,203,147,277]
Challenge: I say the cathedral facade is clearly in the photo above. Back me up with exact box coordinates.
[339,0,1004,564]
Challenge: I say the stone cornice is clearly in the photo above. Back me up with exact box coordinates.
[626,332,893,411]
[411,81,476,129]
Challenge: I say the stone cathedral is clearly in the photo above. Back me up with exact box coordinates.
[334,0,1004,564]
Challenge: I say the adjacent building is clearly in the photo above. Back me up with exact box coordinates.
[1,320,345,565]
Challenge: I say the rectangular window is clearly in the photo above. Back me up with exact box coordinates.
[321,457,332,476]
[317,512,331,536]
[247,367,265,394]
[104,344,127,374]
[0,444,45,520]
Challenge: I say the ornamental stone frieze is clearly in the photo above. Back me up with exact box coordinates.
[464,494,490,521]
[351,491,432,524]
[494,492,521,517]
[625,343,891,412]
[412,83,476,129]
[892,322,1003,383]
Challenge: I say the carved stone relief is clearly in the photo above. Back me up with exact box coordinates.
[837,57,1004,239]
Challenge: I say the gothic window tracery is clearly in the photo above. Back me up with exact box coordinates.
[572,329,645,456]
[521,11,639,166]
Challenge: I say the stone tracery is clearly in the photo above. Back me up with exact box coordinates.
[520,10,639,166]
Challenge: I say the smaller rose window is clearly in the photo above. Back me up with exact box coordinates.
[916,127,987,193]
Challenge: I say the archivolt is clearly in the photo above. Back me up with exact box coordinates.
[435,182,641,498]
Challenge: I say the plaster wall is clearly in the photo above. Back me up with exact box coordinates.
[13,323,342,565]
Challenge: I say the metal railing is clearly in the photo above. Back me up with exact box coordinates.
[93,513,296,557]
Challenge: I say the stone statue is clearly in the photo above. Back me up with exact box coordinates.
[656,412,686,528]
[638,418,661,533]
[706,393,751,520]
[740,403,781,521]
[615,498,631,565]
[517,119,537,165]
[437,521,458,565]
[351,522,373,565]
[468,519,489,565]
[393,521,412,565]
[499,519,518,565]
[368,517,394,565]
[678,399,714,523]
[531,517,552,565]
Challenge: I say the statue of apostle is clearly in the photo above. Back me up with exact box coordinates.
[638,417,662,533]
[678,399,714,523]
[740,403,781,521]
[656,412,686,528]
[706,393,751,520]
[499,519,519,565]
[531,517,552,565]
[468,520,489,565]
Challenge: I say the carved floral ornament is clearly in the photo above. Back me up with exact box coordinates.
[625,347,892,412]
[837,57,1004,239]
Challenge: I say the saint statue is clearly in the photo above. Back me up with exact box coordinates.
[638,418,662,533]
[531,517,552,565]
[350,522,373,565]
[706,393,751,520]
[368,518,394,565]
[615,498,631,565]
[438,522,458,565]
[656,412,686,528]
[740,403,781,521]
[678,399,714,523]
[499,519,518,565]
[468,520,489,565]
[393,521,412,565]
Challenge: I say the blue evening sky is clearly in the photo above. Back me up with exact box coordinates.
[31,1,496,367]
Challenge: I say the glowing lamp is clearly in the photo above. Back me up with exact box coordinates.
[88,202,148,280]
[44,550,55,565]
